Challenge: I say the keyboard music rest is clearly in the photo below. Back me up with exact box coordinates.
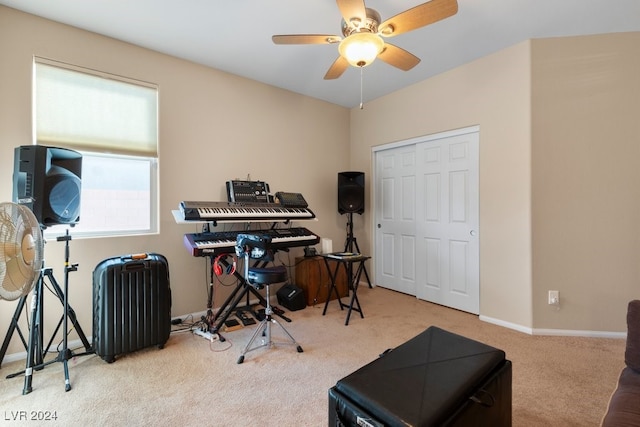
[179,201,315,222]
[183,227,320,257]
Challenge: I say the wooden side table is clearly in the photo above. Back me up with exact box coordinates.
[295,256,348,306]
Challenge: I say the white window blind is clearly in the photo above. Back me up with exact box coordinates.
[35,59,158,157]
[33,58,159,237]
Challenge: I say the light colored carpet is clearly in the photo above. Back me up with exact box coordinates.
[0,286,626,426]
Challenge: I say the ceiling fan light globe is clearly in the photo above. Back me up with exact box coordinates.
[338,32,384,68]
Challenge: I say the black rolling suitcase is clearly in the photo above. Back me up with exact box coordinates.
[93,253,171,363]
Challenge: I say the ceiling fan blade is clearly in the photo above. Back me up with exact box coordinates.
[379,0,458,37]
[378,43,421,71]
[336,0,367,27]
[324,56,349,80]
[272,34,341,45]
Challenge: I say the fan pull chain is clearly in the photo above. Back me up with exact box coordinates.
[359,66,364,109]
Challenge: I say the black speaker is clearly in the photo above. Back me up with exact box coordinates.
[276,284,306,311]
[13,145,82,227]
[338,171,364,214]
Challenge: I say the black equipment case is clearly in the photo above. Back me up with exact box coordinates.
[276,283,306,311]
[328,326,512,427]
[93,253,171,363]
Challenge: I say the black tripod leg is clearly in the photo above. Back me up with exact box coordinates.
[22,276,44,394]
[343,213,372,288]
[0,295,28,368]
[62,276,71,392]
[63,361,71,391]
[43,269,92,352]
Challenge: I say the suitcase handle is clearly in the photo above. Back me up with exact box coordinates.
[120,253,149,270]
[121,253,149,261]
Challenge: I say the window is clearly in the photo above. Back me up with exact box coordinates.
[33,58,159,238]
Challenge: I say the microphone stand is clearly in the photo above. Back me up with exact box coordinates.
[58,229,75,391]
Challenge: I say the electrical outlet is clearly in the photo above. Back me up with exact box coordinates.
[548,290,560,306]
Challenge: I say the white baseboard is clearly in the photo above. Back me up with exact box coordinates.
[480,315,534,334]
[3,349,29,365]
[531,328,626,339]
[480,315,626,338]
[173,309,209,324]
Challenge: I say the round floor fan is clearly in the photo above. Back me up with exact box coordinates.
[0,202,44,301]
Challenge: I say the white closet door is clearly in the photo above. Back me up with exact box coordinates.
[374,129,479,314]
[374,144,417,296]
[415,132,479,314]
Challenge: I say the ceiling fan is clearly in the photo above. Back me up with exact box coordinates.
[272,0,458,80]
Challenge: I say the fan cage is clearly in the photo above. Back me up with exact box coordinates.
[0,202,44,301]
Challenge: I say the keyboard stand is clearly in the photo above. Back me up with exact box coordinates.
[205,255,291,338]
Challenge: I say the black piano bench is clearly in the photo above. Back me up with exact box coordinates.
[328,326,512,427]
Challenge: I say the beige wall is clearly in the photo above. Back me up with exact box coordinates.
[350,31,639,334]
[531,32,640,331]
[0,6,349,357]
[350,41,534,330]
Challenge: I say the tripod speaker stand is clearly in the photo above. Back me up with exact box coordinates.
[343,212,372,289]
[6,230,92,394]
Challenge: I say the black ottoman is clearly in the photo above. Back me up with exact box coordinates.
[328,326,512,426]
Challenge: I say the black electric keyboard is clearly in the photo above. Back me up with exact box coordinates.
[179,201,315,222]
[184,227,320,257]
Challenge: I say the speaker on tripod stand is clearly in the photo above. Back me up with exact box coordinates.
[337,172,371,288]
[338,171,365,253]
[4,144,91,394]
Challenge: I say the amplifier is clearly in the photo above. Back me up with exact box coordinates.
[276,284,306,311]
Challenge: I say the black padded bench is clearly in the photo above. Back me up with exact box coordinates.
[328,326,512,426]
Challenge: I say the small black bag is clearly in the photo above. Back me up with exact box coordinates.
[276,283,306,311]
